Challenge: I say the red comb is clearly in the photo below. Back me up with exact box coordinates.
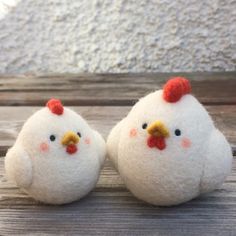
[46,98,64,115]
[163,77,191,103]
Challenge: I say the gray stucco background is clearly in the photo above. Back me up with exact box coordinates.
[0,0,235,73]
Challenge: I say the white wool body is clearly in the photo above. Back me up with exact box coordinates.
[5,106,106,204]
[107,90,232,206]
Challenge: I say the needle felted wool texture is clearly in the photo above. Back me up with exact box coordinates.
[5,99,106,204]
[107,77,233,206]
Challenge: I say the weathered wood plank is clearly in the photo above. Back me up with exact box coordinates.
[0,105,235,157]
[0,158,236,235]
[0,69,235,236]
[0,72,235,106]
[0,106,235,157]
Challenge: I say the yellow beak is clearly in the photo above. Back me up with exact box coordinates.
[61,131,80,146]
[147,121,169,138]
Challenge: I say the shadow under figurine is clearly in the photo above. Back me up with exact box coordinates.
[107,77,233,206]
[5,98,106,204]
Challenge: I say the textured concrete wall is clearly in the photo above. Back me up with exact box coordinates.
[0,0,235,73]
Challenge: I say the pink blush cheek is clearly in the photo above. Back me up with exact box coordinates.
[84,138,91,145]
[129,128,137,138]
[181,138,191,148]
[39,142,49,152]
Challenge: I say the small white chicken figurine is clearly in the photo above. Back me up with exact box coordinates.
[5,99,106,204]
[107,77,232,206]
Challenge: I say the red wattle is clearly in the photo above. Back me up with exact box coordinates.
[66,144,77,154]
[147,136,166,150]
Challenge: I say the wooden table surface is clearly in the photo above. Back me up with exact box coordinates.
[0,72,236,235]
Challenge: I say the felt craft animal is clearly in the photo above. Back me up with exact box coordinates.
[107,77,232,206]
[5,99,106,204]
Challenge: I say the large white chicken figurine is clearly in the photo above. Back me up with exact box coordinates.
[107,77,232,206]
[5,99,106,204]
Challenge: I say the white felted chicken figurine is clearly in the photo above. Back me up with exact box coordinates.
[5,99,106,204]
[107,77,232,206]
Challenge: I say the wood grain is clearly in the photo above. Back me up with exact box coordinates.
[0,105,234,157]
[0,73,236,235]
[0,158,236,235]
[0,72,235,106]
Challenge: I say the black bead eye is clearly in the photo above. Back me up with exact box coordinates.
[50,135,56,141]
[175,129,181,136]
[77,132,81,138]
[142,123,148,129]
